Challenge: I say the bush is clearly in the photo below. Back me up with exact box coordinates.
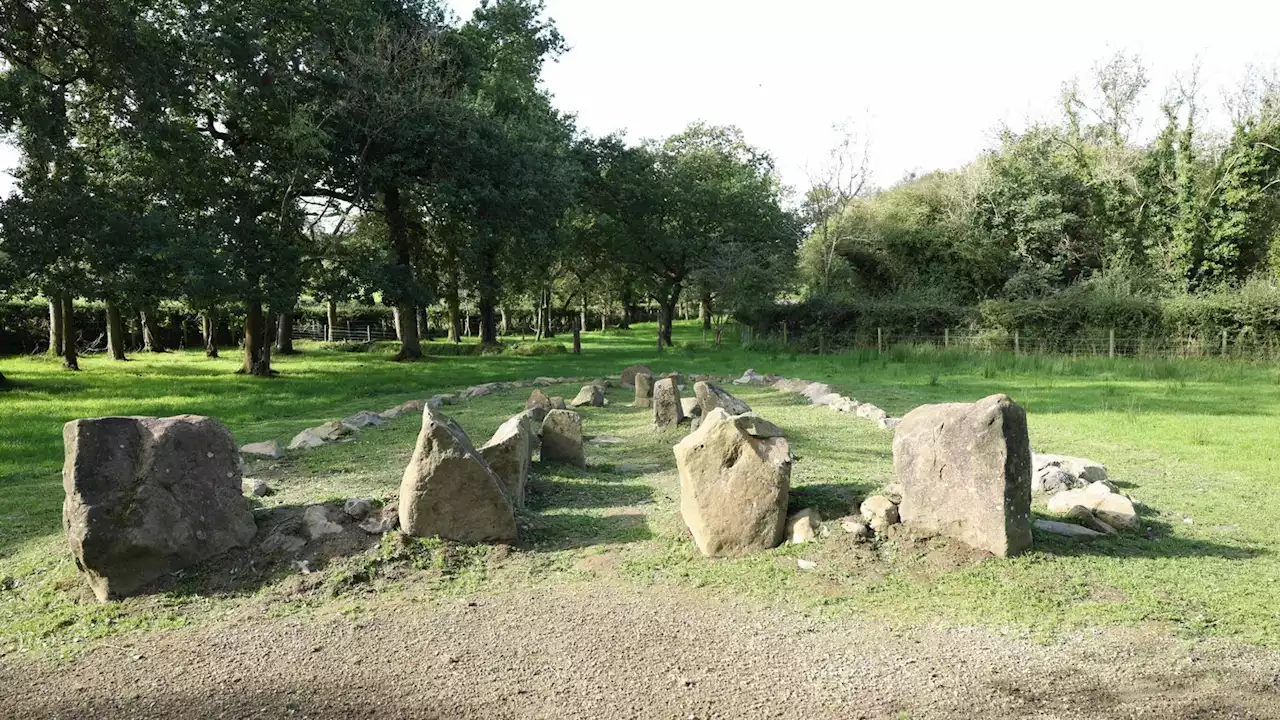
[504,342,567,356]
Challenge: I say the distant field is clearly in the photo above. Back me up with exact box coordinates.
[2,321,1279,656]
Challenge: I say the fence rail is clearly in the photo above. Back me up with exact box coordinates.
[293,321,398,343]
[741,326,1280,361]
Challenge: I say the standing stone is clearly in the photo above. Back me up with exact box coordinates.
[479,414,534,508]
[569,384,605,408]
[549,396,568,410]
[694,381,752,416]
[540,409,586,468]
[674,408,792,557]
[398,407,517,544]
[62,415,258,602]
[620,365,653,388]
[653,377,684,429]
[893,394,1032,557]
[633,373,654,408]
[525,389,553,413]
[681,397,701,418]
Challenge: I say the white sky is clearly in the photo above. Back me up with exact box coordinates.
[4,0,1280,199]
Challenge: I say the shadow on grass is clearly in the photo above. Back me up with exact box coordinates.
[526,475,656,510]
[521,511,652,551]
[788,481,877,520]
[1031,507,1268,561]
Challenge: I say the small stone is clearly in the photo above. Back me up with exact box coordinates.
[287,429,325,450]
[261,531,307,554]
[240,440,282,459]
[569,385,605,408]
[787,508,821,544]
[343,498,373,520]
[303,505,344,539]
[1034,519,1104,539]
[840,517,871,540]
[796,559,817,571]
[1094,493,1139,530]
[882,484,904,504]
[245,478,270,497]
[859,495,899,534]
[856,404,888,422]
[1067,506,1117,535]
[340,411,383,431]
[811,392,843,407]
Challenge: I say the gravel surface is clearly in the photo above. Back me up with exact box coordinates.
[4,583,1279,719]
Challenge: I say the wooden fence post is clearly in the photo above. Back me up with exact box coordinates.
[877,327,883,354]
[1014,329,1020,355]
[1109,328,1115,358]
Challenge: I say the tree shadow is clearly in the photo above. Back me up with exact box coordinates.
[1031,506,1268,561]
[788,481,877,520]
[525,476,656,510]
[520,511,652,551]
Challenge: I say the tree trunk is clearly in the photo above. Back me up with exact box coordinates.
[534,302,543,341]
[700,294,713,331]
[202,308,219,358]
[140,309,164,352]
[446,283,461,343]
[660,286,680,348]
[417,306,426,340]
[479,293,498,345]
[500,306,509,336]
[106,302,128,361]
[241,300,273,376]
[48,298,63,356]
[391,307,403,341]
[601,309,607,332]
[572,326,581,354]
[276,311,295,355]
[61,295,79,370]
[382,184,422,361]
[541,288,554,338]
[463,314,471,337]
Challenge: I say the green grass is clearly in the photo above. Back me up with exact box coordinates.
[1,321,1279,656]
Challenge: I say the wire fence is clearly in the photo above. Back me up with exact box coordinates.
[740,326,1280,361]
[293,320,399,343]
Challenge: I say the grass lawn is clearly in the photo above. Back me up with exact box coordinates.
[2,321,1279,656]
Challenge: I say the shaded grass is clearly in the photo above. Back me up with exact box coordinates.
[2,321,1279,655]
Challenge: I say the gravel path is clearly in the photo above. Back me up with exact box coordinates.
[4,583,1279,719]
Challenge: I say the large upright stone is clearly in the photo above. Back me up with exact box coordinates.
[694,381,751,416]
[674,408,792,557]
[479,414,534,509]
[62,415,257,601]
[633,373,654,408]
[620,365,653,388]
[892,394,1032,557]
[398,407,517,544]
[652,377,684,429]
[540,409,586,468]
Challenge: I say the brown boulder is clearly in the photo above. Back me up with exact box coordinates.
[893,394,1032,557]
[674,408,792,557]
[398,407,517,544]
[693,381,751,416]
[620,365,653,388]
[652,377,684,429]
[540,409,586,468]
[62,415,257,601]
[633,373,654,408]
[479,414,535,509]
